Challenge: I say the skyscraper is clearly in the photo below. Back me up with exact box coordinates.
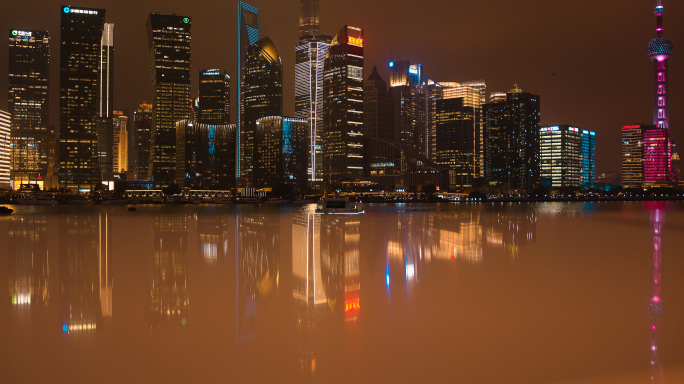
[299,0,320,43]
[0,110,10,189]
[539,125,596,188]
[436,97,479,189]
[621,124,648,187]
[99,23,114,119]
[112,111,128,173]
[241,37,283,186]
[8,29,50,190]
[237,2,260,180]
[58,6,106,191]
[147,13,191,188]
[198,69,230,125]
[322,26,364,186]
[132,102,152,180]
[363,66,394,142]
[254,116,309,188]
[175,120,236,189]
[483,85,541,191]
[389,61,427,154]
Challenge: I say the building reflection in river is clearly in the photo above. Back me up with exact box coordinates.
[321,215,360,321]
[8,216,50,309]
[647,208,665,383]
[60,215,101,333]
[150,214,189,328]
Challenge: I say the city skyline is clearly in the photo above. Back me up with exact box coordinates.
[1,0,682,172]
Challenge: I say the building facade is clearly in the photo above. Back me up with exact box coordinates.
[58,6,106,191]
[175,120,236,189]
[483,86,541,191]
[237,2,260,180]
[389,61,426,155]
[622,124,648,187]
[322,25,364,186]
[241,37,283,186]
[364,137,443,190]
[198,69,230,125]
[436,97,479,190]
[132,102,152,180]
[0,111,10,189]
[147,13,191,187]
[254,116,309,189]
[8,29,50,190]
[539,125,596,188]
[363,66,394,143]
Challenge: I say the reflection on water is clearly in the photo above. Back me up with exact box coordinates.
[3,203,683,383]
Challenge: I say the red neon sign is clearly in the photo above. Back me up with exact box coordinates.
[348,37,363,46]
[623,125,641,129]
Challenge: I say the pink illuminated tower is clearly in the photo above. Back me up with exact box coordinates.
[644,1,675,184]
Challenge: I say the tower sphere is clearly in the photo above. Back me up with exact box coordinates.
[647,37,673,60]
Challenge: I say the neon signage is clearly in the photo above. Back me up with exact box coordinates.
[64,7,99,15]
[183,17,190,24]
[12,30,32,37]
[348,37,363,46]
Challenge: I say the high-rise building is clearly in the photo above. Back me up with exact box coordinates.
[99,23,114,118]
[621,124,648,187]
[299,0,320,44]
[96,118,113,173]
[363,66,394,142]
[254,116,309,189]
[436,97,479,189]
[539,125,596,188]
[483,85,541,191]
[0,110,10,189]
[198,69,230,125]
[322,26,364,186]
[241,37,283,186]
[147,13,191,187]
[8,29,50,190]
[58,6,106,192]
[132,102,152,180]
[112,111,128,173]
[389,61,426,154]
[237,2,260,180]
[644,126,672,185]
[175,120,236,189]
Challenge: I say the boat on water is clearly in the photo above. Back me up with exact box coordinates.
[0,206,13,215]
[316,196,363,214]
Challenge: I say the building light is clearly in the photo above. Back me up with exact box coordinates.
[347,37,363,46]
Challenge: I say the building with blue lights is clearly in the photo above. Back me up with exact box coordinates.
[175,120,236,189]
[199,69,230,126]
[539,125,595,188]
[237,2,260,181]
[254,116,309,189]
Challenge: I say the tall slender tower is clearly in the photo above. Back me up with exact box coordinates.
[237,2,260,182]
[648,1,673,131]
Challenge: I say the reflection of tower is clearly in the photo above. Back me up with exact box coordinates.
[236,213,280,342]
[150,215,189,327]
[646,209,665,383]
[198,215,231,265]
[484,211,536,258]
[60,215,101,333]
[320,216,360,321]
[8,216,49,308]
[99,214,113,317]
[293,213,326,373]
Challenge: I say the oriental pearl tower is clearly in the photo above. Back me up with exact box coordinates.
[647,1,674,131]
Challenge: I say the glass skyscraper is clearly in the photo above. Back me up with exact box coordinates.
[539,125,596,188]
[8,29,50,190]
[254,116,309,189]
[198,69,230,125]
[132,102,152,180]
[147,13,191,188]
[322,26,364,186]
[237,2,260,181]
[58,6,106,192]
[436,97,479,189]
[175,120,236,189]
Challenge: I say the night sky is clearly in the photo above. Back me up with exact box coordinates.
[1,0,682,172]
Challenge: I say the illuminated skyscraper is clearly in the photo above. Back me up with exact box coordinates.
[175,120,236,189]
[254,116,308,188]
[436,97,479,189]
[389,61,426,154]
[622,124,648,187]
[483,85,541,191]
[241,37,283,186]
[237,2,260,180]
[147,13,191,187]
[322,26,364,186]
[539,125,596,187]
[99,23,114,118]
[295,0,330,186]
[112,111,128,173]
[0,111,11,189]
[132,102,152,180]
[8,29,50,190]
[58,6,106,191]
[648,1,673,132]
[198,69,230,125]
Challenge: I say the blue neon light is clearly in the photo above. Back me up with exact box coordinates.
[63,6,70,13]
[62,324,68,332]
[389,61,394,68]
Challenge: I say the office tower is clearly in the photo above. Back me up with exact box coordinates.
[147,13,191,187]
[389,61,426,154]
[112,111,128,173]
[363,66,394,142]
[644,126,672,184]
[237,2,260,180]
[0,111,10,189]
[132,102,152,180]
[100,23,114,118]
[621,124,648,187]
[241,37,283,186]
[436,97,479,189]
[364,137,443,189]
[175,120,236,189]
[299,0,320,43]
[46,125,57,189]
[322,26,364,186]
[295,0,330,186]
[198,69,230,125]
[58,6,106,192]
[539,126,596,187]
[483,85,541,191]
[8,29,50,190]
[254,116,309,188]
[96,118,113,173]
